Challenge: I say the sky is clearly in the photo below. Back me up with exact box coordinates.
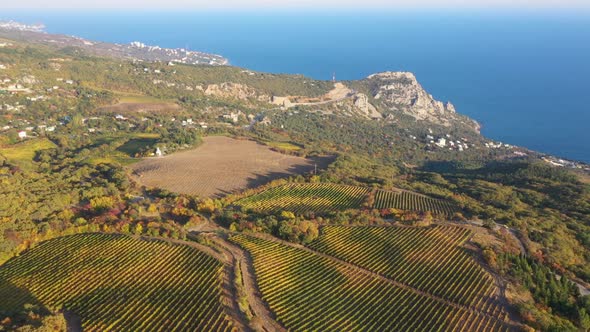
[1,0,589,10]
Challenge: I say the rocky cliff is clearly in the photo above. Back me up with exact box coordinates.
[362,72,478,131]
[198,73,479,132]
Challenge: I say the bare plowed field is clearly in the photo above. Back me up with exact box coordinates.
[131,136,331,197]
[97,102,181,113]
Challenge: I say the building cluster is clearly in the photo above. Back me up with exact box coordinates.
[424,133,470,152]
[0,21,45,32]
[128,41,227,65]
[485,141,513,149]
[1,116,58,140]
[542,156,590,171]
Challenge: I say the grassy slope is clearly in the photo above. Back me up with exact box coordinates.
[0,139,56,168]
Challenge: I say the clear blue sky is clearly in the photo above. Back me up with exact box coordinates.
[2,0,589,10]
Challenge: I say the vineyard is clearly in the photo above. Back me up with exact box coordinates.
[0,233,236,332]
[308,225,507,318]
[234,183,370,214]
[231,234,512,332]
[373,190,458,216]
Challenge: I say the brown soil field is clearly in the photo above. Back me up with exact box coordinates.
[97,102,181,113]
[130,136,332,197]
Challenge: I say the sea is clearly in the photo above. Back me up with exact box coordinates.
[3,10,590,163]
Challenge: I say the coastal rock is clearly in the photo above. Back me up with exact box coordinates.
[445,101,456,113]
[365,71,475,129]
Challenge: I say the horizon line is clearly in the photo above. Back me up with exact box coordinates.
[2,8,590,16]
[2,6,590,12]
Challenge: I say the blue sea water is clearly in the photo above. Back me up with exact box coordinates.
[3,10,590,163]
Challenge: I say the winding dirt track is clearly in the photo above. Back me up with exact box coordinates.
[209,235,287,332]
[182,226,522,331]
[155,236,251,332]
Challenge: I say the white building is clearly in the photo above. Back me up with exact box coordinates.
[18,131,27,139]
[435,138,447,148]
[155,147,163,157]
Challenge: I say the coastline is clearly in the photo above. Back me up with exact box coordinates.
[1,15,589,165]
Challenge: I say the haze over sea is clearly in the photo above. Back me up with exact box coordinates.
[4,11,590,163]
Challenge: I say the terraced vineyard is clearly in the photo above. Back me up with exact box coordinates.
[0,233,236,332]
[235,183,370,214]
[231,234,512,332]
[373,190,458,216]
[308,225,507,319]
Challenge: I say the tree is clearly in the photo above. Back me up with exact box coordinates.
[69,113,84,130]
[278,222,293,240]
[90,196,115,212]
[197,198,216,214]
[310,175,321,183]
[579,308,590,331]
[133,223,143,236]
[74,217,87,226]
[147,204,158,213]
[280,211,296,220]
[483,219,496,229]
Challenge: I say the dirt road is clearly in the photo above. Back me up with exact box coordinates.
[208,235,287,332]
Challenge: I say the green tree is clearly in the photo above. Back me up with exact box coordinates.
[90,197,115,212]
[280,211,296,220]
[133,223,143,235]
[579,308,590,331]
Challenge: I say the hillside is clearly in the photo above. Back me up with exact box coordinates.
[0,21,228,65]
[0,24,589,332]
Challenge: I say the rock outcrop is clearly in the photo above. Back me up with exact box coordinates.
[365,72,475,128]
[203,82,271,102]
[271,96,293,107]
[353,93,381,119]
